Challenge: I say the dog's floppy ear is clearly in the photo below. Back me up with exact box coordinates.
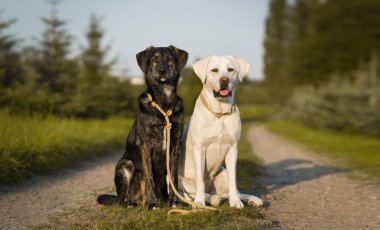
[193,56,211,83]
[169,45,188,69]
[234,57,250,81]
[136,46,154,73]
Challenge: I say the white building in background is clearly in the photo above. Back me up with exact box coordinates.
[129,77,144,85]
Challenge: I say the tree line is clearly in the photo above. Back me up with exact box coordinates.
[0,2,144,118]
[263,0,380,100]
[263,0,380,135]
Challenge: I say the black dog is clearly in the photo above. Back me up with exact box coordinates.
[97,46,188,209]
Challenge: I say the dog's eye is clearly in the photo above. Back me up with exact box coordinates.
[211,68,218,73]
[167,58,174,65]
[227,68,234,72]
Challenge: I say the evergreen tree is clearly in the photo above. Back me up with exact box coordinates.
[33,0,76,93]
[288,0,380,85]
[291,0,315,41]
[80,14,113,86]
[67,13,130,118]
[263,0,288,82]
[0,12,22,88]
[286,0,321,85]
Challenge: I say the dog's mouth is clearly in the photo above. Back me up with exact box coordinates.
[157,74,169,82]
[213,88,231,98]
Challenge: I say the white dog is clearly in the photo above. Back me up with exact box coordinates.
[178,56,263,209]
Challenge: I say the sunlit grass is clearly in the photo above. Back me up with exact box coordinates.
[0,110,132,185]
[266,121,380,181]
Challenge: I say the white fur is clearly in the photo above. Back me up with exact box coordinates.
[178,56,263,209]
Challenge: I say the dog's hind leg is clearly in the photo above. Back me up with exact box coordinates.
[115,159,135,206]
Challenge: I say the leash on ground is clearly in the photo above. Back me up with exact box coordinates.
[147,93,220,215]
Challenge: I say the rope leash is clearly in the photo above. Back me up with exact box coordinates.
[146,93,220,215]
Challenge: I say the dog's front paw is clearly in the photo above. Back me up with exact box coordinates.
[169,199,181,208]
[122,201,138,208]
[192,196,206,209]
[229,198,244,209]
[247,196,264,207]
[148,203,160,210]
[193,194,206,206]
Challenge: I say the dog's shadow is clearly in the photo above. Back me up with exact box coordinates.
[257,158,345,190]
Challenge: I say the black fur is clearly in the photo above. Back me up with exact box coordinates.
[97,46,188,209]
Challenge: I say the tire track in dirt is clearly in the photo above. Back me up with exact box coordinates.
[249,125,380,230]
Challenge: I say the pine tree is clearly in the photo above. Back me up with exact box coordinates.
[286,0,321,85]
[33,0,76,92]
[287,0,380,85]
[263,0,288,82]
[292,0,315,41]
[0,12,22,88]
[67,14,119,118]
[80,14,113,86]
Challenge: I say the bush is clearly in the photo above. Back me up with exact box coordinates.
[280,56,380,136]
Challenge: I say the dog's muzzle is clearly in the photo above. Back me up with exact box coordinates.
[157,68,171,82]
[213,77,232,98]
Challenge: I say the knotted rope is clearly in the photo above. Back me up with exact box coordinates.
[146,93,220,215]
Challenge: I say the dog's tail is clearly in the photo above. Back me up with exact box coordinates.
[97,194,118,206]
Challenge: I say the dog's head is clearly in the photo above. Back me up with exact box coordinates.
[136,45,188,86]
[193,56,249,101]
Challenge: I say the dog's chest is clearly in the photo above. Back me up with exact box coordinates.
[202,115,239,137]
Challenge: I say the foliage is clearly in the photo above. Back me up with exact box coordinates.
[0,110,132,185]
[280,53,380,136]
[263,0,288,83]
[267,121,380,181]
[31,1,77,93]
[291,0,380,84]
[0,5,145,119]
[80,14,114,86]
[177,67,203,116]
[0,11,23,89]
[263,0,380,103]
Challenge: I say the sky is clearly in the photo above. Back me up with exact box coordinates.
[1,0,268,80]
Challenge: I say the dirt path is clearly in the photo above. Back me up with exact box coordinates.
[1,127,379,229]
[0,152,121,229]
[249,125,380,230]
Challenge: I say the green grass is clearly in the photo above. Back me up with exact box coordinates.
[266,121,380,181]
[0,110,132,185]
[239,104,278,122]
[36,123,264,229]
[40,202,262,230]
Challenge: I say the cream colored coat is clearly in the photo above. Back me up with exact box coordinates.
[178,56,263,208]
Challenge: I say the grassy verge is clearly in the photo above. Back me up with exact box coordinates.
[266,121,380,181]
[36,123,264,229]
[0,110,132,185]
[239,104,279,122]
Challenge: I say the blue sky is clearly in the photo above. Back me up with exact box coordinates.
[1,0,268,80]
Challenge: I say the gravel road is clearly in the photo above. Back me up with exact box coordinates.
[0,152,121,229]
[1,126,379,229]
[249,125,380,230]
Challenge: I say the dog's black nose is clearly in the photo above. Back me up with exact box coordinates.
[219,77,230,84]
[158,68,166,75]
